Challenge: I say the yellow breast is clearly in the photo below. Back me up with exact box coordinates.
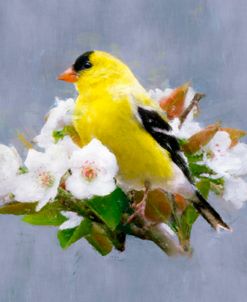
[73,91,173,190]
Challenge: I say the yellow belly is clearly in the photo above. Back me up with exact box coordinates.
[73,95,173,189]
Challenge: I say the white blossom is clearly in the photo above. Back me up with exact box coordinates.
[5,90,247,214]
[169,86,200,138]
[199,130,247,208]
[223,177,247,209]
[149,88,173,102]
[203,132,247,177]
[13,145,69,211]
[170,117,201,139]
[59,211,83,230]
[0,145,21,199]
[225,143,247,176]
[55,136,80,157]
[204,131,231,157]
[149,86,201,139]
[66,139,118,199]
[34,98,75,149]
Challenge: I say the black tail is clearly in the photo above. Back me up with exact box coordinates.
[192,191,231,231]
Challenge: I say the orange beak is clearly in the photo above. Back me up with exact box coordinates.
[57,67,78,83]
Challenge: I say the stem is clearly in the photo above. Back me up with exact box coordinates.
[127,216,187,256]
[179,92,205,128]
[58,189,189,256]
[57,188,98,220]
[146,224,184,256]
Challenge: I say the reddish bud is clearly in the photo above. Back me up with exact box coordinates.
[160,82,190,119]
[183,123,221,154]
[220,127,246,148]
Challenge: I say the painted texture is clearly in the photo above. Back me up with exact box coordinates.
[0,1,247,301]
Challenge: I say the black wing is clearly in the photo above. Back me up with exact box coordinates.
[137,106,193,183]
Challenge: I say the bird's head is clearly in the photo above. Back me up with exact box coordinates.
[58,50,139,92]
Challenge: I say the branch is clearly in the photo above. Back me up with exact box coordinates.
[127,215,188,256]
[179,93,205,128]
[146,224,185,256]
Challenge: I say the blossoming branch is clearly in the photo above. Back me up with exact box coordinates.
[0,83,246,256]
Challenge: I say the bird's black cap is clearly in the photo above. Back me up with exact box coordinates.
[73,51,94,72]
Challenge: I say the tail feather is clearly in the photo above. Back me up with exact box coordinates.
[192,191,231,231]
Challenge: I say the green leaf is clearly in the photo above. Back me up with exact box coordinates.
[196,177,224,198]
[22,188,91,226]
[52,125,80,144]
[196,178,211,199]
[22,202,66,226]
[210,181,224,196]
[18,166,28,174]
[0,202,37,215]
[186,152,203,163]
[205,176,224,186]
[178,138,188,146]
[86,188,130,230]
[52,129,67,143]
[145,190,172,223]
[189,163,215,178]
[180,205,199,239]
[57,218,92,249]
[85,222,113,256]
[181,205,198,225]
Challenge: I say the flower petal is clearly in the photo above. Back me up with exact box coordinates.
[0,145,21,197]
[60,211,83,230]
[34,98,75,149]
[205,131,231,155]
[223,177,247,209]
[36,178,61,211]
[13,173,45,203]
[66,173,91,199]
[25,145,69,175]
[87,179,116,197]
[56,136,80,157]
[170,117,201,139]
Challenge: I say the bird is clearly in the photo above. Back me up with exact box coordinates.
[58,50,230,231]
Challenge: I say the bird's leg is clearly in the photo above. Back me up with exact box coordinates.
[127,181,150,223]
[133,183,149,215]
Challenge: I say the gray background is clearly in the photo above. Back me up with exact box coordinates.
[0,1,247,301]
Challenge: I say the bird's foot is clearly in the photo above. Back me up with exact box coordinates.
[127,199,147,224]
[127,181,150,224]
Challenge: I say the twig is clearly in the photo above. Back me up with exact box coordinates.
[179,93,205,129]
[58,189,188,256]
[145,224,185,256]
[127,215,187,256]
[17,131,33,149]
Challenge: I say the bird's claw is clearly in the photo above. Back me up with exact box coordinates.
[127,200,146,224]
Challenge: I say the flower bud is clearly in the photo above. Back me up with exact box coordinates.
[160,82,190,119]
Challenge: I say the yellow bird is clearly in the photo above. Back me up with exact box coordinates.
[58,50,230,230]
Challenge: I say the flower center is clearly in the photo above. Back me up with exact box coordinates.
[38,171,55,188]
[81,162,98,181]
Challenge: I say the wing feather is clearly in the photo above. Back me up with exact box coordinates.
[137,106,193,183]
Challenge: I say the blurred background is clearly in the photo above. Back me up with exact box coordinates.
[0,1,247,301]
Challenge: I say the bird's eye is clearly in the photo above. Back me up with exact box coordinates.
[84,61,92,69]
[73,51,94,72]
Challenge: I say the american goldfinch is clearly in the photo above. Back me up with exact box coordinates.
[58,50,230,230]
